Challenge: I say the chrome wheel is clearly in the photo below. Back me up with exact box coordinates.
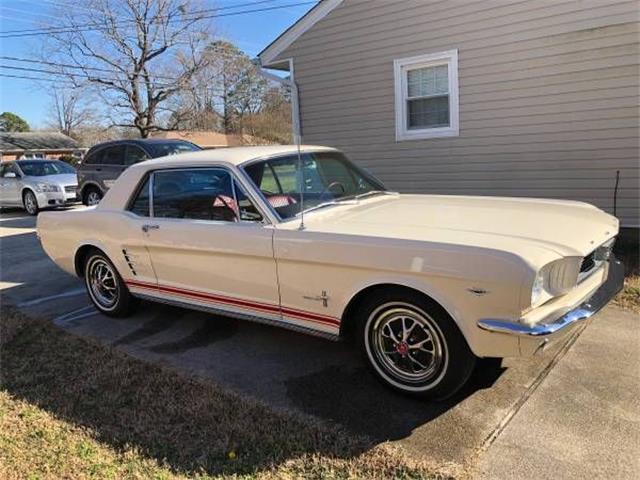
[87,257,119,309]
[86,190,102,206]
[366,303,447,388]
[24,191,37,215]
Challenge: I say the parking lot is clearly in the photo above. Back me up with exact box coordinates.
[1,207,637,475]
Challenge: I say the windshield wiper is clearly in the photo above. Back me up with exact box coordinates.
[296,198,357,216]
[353,190,396,200]
[295,191,394,217]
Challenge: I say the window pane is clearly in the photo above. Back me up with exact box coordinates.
[407,96,450,128]
[153,169,238,222]
[125,146,148,166]
[234,181,263,222]
[130,177,150,217]
[407,65,448,98]
[102,146,125,165]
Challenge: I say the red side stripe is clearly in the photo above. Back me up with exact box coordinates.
[125,279,340,327]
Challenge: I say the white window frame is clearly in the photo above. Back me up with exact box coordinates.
[394,49,459,141]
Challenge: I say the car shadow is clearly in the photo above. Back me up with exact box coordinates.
[286,357,505,441]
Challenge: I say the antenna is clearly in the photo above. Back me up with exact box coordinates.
[291,80,305,230]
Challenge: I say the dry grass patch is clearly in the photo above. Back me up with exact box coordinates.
[613,238,639,314]
[0,306,453,479]
[613,275,640,314]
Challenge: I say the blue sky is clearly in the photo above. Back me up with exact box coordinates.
[0,0,314,128]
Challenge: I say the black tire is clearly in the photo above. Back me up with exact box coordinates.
[23,190,39,216]
[83,186,103,206]
[356,288,476,400]
[83,248,137,317]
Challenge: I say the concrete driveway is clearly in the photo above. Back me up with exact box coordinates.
[1,208,636,475]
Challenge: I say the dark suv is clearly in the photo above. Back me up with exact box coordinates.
[77,139,201,205]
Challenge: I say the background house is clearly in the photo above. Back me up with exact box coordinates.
[0,132,81,161]
[258,0,639,229]
[150,131,271,149]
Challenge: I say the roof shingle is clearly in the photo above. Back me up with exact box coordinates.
[0,132,79,152]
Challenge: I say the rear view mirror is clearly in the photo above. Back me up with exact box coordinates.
[4,172,17,178]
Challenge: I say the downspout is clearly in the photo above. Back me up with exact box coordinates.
[252,58,302,144]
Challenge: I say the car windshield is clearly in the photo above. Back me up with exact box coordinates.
[17,160,76,176]
[146,141,201,158]
[243,151,386,220]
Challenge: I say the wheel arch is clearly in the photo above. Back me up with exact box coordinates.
[74,242,110,277]
[21,186,35,200]
[339,281,460,340]
[79,181,103,199]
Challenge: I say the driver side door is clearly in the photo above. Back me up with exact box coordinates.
[138,166,281,321]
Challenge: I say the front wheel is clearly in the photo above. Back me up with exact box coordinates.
[23,190,39,215]
[84,249,137,317]
[357,290,476,400]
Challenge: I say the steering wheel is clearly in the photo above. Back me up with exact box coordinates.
[319,181,346,202]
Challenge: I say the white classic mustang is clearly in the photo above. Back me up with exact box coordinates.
[38,146,624,399]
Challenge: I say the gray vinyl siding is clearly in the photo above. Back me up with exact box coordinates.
[273,0,640,227]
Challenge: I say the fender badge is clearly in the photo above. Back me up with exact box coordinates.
[467,287,489,296]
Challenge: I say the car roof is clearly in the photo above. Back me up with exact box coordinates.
[131,144,338,168]
[88,138,198,149]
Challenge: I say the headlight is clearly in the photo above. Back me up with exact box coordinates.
[531,270,545,306]
[530,257,582,308]
[34,183,60,193]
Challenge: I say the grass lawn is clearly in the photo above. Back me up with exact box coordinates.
[613,235,640,314]
[0,306,451,480]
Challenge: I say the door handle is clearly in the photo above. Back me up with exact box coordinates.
[141,224,159,232]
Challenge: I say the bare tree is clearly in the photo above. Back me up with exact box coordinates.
[46,86,94,138]
[44,0,213,137]
[172,41,267,133]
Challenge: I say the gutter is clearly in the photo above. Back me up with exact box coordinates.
[252,58,302,144]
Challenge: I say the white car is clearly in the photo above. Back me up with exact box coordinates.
[0,160,78,215]
[37,146,624,399]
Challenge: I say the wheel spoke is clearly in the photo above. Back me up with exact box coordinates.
[408,335,432,350]
[409,354,428,370]
[382,323,400,344]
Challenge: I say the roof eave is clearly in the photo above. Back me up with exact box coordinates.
[257,0,343,67]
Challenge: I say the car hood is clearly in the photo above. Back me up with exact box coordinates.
[298,194,619,259]
[26,173,77,186]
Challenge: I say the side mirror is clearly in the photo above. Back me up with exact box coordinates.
[4,172,17,178]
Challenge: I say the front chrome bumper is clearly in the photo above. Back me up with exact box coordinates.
[477,257,624,337]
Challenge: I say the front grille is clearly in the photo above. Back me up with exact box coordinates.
[580,251,596,273]
[578,238,615,283]
[65,185,77,193]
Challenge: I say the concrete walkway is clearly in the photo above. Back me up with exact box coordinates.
[477,306,640,479]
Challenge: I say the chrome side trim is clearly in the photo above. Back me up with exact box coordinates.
[478,257,624,337]
[131,291,341,342]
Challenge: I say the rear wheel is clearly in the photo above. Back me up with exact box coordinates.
[356,289,476,400]
[83,249,137,317]
[84,187,102,206]
[23,190,39,215]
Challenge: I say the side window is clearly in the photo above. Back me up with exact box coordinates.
[234,181,263,222]
[125,146,148,166]
[1,163,19,177]
[152,168,238,222]
[129,177,150,217]
[83,148,103,165]
[102,145,125,165]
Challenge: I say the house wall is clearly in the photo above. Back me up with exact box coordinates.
[0,150,78,161]
[273,0,640,227]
